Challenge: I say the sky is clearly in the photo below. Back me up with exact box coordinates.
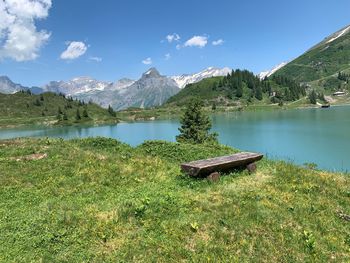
[0,0,350,87]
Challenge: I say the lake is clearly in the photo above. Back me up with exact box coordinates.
[1,106,350,172]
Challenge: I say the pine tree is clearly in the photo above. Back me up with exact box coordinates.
[83,108,89,118]
[308,90,317,104]
[176,100,218,144]
[57,106,63,115]
[255,85,263,100]
[40,94,44,101]
[236,82,243,98]
[76,109,81,120]
[108,105,116,117]
[63,112,68,121]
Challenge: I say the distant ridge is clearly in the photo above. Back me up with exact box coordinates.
[1,66,231,110]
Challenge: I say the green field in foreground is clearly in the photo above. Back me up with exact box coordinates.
[0,138,349,262]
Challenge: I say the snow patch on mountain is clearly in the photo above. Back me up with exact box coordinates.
[326,25,350,44]
[43,77,112,96]
[171,67,231,89]
[258,62,288,80]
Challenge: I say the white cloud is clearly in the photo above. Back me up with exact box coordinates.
[166,33,180,43]
[89,56,102,62]
[60,41,88,60]
[212,39,224,46]
[176,44,182,50]
[165,53,171,60]
[142,57,152,65]
[0,0,52,61]
[184,35,208,48]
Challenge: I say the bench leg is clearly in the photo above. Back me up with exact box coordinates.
[246,162,257,173]
[207,172,220,182]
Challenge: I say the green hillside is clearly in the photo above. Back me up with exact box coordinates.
[166,69,306,107]
[274,25,350,92]
[0,137,349,262]
[0,91,118,128]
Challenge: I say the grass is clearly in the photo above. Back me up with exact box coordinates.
[275,29,350,83]
[0,92,118,128]
[0,137,349,262]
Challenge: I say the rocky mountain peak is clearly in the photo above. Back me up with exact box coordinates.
[142,68,161,78]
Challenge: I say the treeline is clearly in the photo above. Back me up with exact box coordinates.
[14,90,117,123]
[269,75,306,102]
[19,90,94,121]
[216,70,263,100]
[212,69,306,103]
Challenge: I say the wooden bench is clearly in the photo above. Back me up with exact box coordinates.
[181,152,263,178]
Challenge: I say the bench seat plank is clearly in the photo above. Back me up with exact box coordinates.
[181,152,263,177]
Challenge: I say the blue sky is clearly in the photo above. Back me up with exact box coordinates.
[0,0,350,87]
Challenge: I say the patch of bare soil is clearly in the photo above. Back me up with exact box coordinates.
[12,153,48,161]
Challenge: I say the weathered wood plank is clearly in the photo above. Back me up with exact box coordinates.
[181,152,263,177]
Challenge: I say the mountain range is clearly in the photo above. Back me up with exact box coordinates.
[0,67,231,110]
[2,23,350,110]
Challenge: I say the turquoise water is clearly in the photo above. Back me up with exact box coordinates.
[1,106,350,172]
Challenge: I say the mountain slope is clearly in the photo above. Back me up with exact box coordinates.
[109,68,180,110]
[0,76,27,94]
[274,24,350,83]
[0,91,118,127]
[171,67,231,88]
[33,67,229,110]
[259,62,288,80]
[166,69,305,107]
[43,77,112,96]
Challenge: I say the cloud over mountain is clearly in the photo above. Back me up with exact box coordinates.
[142,57,152,65]
[184,35,208,48]
[60,41,88,60]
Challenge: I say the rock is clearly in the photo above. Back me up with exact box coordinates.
[337,210,350,221]
[207,172,220,182]
[246,162,257,173]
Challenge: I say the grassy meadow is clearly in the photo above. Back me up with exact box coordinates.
[0,138,349,262]
[0,92,118,128]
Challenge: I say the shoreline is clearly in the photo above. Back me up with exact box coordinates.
[2,102,350,128]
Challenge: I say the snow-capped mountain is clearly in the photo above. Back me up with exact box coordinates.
[258,62,288,80]
[73,68,179,110]
[0,76,27,94]
[171,67,231,88]
[111,68,180,110]
[43,77,112,96]
[1,66,232,110]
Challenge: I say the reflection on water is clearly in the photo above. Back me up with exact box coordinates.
[1,106,350,172]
